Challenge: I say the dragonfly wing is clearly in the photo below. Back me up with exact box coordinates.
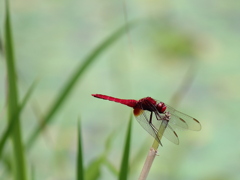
[168,113,188,129]
[134,110,163,145]
[134,109,179,145]
[149,119,179,145]
[162,123,179,145]
[166,105,201,131]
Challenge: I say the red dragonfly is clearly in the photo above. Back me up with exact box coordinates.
[92,94,201,145]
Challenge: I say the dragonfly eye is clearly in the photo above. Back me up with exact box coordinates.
[156,102,167,113]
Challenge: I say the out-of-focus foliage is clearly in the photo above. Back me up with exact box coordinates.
[150,21,199,60]
[0,0,240,180]
[4,1,27,179]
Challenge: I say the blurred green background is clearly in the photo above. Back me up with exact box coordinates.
[1,0,240,179]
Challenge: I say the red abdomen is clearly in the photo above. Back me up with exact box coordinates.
[92,94,137,108]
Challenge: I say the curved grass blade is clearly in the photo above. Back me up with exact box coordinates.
[103,130,119,176]
[118,114,132,180]
[1,155,12,178]
[104,128,118,154]
[4,1,27,179]
[77,118,84,180]
[0,32,3,56]
[31,164,35,180]
[85,129,119,180]
[26,22,135,150]
[0,80,38,159]
[85,157,103,180]
[103,158,118,177]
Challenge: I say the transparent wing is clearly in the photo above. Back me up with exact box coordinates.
[165,104,201,131]
[162,123,179,145]
[168,113,188,129]
[134,109,179,145]
[151,118,179,145]
[134,110,163,145]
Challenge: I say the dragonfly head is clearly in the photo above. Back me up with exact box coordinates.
[156,102,167,113]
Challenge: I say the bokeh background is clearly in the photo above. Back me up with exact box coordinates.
[1,0,240,179]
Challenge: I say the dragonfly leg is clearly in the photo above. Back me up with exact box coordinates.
[149,112,153,124]
[155,111,171,121]
[163,111,171,121]
[155,112,164,121]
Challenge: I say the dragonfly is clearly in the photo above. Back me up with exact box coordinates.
[92,94,201,145]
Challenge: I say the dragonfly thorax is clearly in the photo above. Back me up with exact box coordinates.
[135,97,157,111]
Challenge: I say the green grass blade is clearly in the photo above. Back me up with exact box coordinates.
[85,129,119,180]
[1,155,12,177]
[0,31,3,56]
[85,129,119,179]
[118,114,132,180]
[0,80,38,159]
[31,165,35,180]
[104,129,118,154]
[102,130,118,176]
[77,119,84,180]
[85,157,103,180]
[4,0,27,179]
[26,22,135,149]
[103,158,118,176]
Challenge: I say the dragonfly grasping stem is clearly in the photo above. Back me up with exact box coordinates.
[152,120,168,150]
[139,120,168,180]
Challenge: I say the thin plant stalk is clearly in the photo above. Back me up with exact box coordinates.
[138,121,168,180]
[4,1,28,179]
[119,115,132,180]
[77,119,84,180]
[138,60,197,180]
[169,61,197,106]
[138,62,197,180]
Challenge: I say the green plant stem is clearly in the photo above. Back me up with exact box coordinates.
[4,0,27,179]
[0,80,37,160]
[77,119,84,180]
[119,115,132,180]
